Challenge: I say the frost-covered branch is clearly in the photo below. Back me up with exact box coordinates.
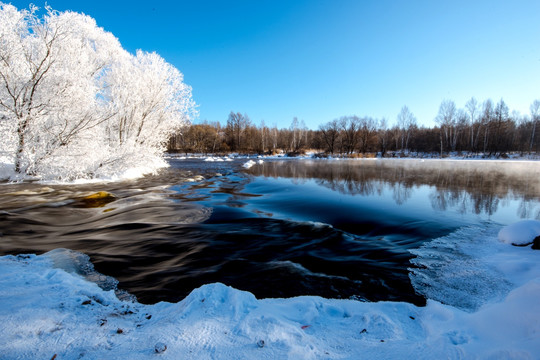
[0,2,195,180]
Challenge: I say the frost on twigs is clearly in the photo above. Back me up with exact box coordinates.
[0,3,196,181]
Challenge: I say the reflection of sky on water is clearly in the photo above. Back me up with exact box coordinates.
[245,159,540,227]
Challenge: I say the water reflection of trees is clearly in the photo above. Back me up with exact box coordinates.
[247,160,540,219]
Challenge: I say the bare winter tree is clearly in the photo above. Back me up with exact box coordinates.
[259,120,269,152]
[377,118,390,156]
[358,116,377,154]
[480,99,494,153]
[340,116,360,154]
[491,99,511,154]
[289,117,299,151]
[435,100,457,155]
[225,112,250,151]
[396,106,417,153]
[530,100,540,154]
[465,97,479,152]
[453,109,468,151]
[271,124,278,152]
[319,119,340,154]
[288,117,307,152]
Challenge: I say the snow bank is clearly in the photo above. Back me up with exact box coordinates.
[242,160,256,169]
[0,152,169,184]
[1,223,539,359]
[204,156,225,162]
[498,220,540,246]
[241,159,264,168]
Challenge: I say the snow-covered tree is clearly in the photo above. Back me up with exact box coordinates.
[0,3,195,180]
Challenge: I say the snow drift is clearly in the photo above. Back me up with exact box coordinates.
[498,219,540,246]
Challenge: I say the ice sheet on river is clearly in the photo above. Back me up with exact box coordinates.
[1,222,539,359]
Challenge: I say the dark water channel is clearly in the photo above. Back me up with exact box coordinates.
[1,157,539,305]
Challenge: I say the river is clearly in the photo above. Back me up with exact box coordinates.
[1,157,538,305]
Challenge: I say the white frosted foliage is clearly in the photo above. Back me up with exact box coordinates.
[0,3,195,181]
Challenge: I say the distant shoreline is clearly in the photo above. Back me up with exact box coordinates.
[166,151,540,162]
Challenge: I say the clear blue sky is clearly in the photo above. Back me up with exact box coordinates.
[9,0,540,128]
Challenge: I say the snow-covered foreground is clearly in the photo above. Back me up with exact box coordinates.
[1,222,540,359]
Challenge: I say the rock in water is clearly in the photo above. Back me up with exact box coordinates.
[532,236,540,250]
[77,191,116,208]
[154,342,167,354]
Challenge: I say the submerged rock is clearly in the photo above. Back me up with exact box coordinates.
[76,191,116,208]
[154,342,167,353]
[532,236,540,250]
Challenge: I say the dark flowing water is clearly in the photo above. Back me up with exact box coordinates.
[1,157,539,305]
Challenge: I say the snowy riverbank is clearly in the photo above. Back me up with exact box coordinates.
[165,151,540,161]
[1,222,539,359]
[1,152,538,184]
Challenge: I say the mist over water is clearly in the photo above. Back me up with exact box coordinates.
[245,159,540,224]
[0,158,538,304]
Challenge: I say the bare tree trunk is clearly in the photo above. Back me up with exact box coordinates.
[14,116,31,174]
[530,121,537,154]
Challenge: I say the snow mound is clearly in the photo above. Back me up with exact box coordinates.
[204,157,225,162]
[498,220,540,246]
[47,248,135,301]
[242,160,256,169]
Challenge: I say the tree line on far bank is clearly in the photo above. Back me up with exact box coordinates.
[168,98,540,157]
